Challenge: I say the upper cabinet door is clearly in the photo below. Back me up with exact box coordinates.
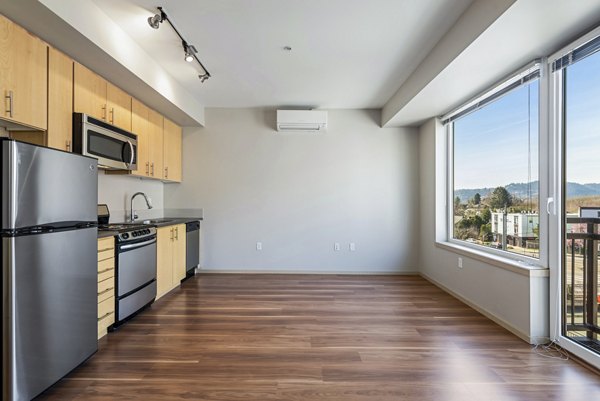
[73,62,107,121]
[107,82,131,131]
[131,98,149,177]
[47,47,73,152]
[0,14,47,130]
[147,108,164,179]
[163,117,182,182]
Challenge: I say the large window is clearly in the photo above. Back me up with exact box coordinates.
[444,65,540,259]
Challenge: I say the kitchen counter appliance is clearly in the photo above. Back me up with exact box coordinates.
[98,205,157,326]
[185,221,200,278]
[73,112,137,170]
[1,138,98,401]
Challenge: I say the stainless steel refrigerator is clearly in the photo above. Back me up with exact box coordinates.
[1,139,99,401]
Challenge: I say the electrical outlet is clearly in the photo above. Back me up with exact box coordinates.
[334,242,340,251]
[458,257,463,268]
[256,242,262,251]
[349,243,356,251]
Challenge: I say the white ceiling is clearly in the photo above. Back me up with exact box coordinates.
[91,0,472,109]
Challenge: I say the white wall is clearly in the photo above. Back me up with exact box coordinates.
[98,173,164,222]
[164,108,419,273]
[418,118,549,343]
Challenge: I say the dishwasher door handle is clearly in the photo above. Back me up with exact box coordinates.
[120,238,156,250]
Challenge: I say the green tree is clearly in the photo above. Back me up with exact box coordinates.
[473,193,481,205]
[481,208,491,224]
[489,186,512,209]
[454,196,461,214]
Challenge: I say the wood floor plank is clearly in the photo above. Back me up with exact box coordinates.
[36,273,600,400]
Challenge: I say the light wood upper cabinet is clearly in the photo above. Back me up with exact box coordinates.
[73,62,107,121]
[131,98,149,177]
[163,117,182,182]
[156,224,186,300]
[47,47,73,152]
[74,63,132,131]
[148,108,164,179]
[0,14,47,130]
[107,82,131,131]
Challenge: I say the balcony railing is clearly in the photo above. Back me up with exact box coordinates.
[565,217,600,350]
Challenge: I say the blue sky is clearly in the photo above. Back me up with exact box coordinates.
[566,51,600,186]
[453,79,539,190]
[453,49,600,191]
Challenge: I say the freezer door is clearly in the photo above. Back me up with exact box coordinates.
[2,227,98,401]
[1,140,98,230]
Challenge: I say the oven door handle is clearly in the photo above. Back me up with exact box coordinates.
[120,238,156,250]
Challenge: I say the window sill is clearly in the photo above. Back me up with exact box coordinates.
[435,241,549,277]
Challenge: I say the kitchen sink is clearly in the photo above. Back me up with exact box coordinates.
[141,218,176,224]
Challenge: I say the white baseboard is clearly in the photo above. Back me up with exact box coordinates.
[196,268,419,275]
[420,272,542,345]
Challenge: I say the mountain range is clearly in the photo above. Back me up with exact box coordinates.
[455,181,600,203]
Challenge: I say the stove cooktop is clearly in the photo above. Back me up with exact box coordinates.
[98,223,157,243]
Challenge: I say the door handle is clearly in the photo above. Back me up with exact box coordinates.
[546,197,555,215]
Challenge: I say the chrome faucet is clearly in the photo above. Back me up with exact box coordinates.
[130,192,153,222]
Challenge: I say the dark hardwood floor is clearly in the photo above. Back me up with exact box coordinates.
[38,274,600,400]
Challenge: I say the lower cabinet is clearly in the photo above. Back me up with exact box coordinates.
[97,237,116,339]
[156,224,186,300]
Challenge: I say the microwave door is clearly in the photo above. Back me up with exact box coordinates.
[86,128,136,170]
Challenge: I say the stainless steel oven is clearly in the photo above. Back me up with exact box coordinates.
[73,112,137,170]
[113,227,157,325]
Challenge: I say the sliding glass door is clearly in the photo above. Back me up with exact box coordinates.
[552,31,600,366]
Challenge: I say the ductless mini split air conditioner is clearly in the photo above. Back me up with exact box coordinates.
[276,110,328,132]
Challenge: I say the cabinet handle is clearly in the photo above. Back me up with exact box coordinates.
[66,140,71,152]
[110,107,115,124]
[98,311,113,321]
[175,227,178,240]
[170,228,174,241]
[98,287,114,296]
[145,162,149,175]
[151,162,155,176]
[5,90,13,118]
[98,268,114,274]
[102,104,107,120]
[165,167,168,179]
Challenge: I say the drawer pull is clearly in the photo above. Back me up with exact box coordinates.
[98,311,113,321]
[98,247,114,252]
[98,287,114,296]
[98,268,114,274]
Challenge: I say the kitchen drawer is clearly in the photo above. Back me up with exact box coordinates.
[98,248,114,262]
[98,295,114,318]
[98,237,115,251]
[98,266,114,283]
[98,257,114,273]
[98,311,115,339]
[97,278,115,303]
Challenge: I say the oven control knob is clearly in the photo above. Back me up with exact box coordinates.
[145,229,150,234]
[122,233,129,240]
[132,232,138,237]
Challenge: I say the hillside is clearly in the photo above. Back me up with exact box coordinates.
[455,181,600,203]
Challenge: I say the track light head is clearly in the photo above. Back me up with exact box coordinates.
[199,74,209,83]
[183,43,197,63]
[147,13,163,29]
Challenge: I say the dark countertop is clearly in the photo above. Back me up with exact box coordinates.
[97,217,202,238]
[98,230,118,239]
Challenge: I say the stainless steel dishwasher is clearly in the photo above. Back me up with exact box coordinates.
[185,221,200,278]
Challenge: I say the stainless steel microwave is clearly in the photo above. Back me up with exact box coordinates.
[73,113,137,170]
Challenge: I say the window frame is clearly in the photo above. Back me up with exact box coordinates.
[438,61,550,269]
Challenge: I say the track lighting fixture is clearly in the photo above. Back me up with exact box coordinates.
[148,7,211,82]
[147,10,165,29]
[183,42,197,63]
